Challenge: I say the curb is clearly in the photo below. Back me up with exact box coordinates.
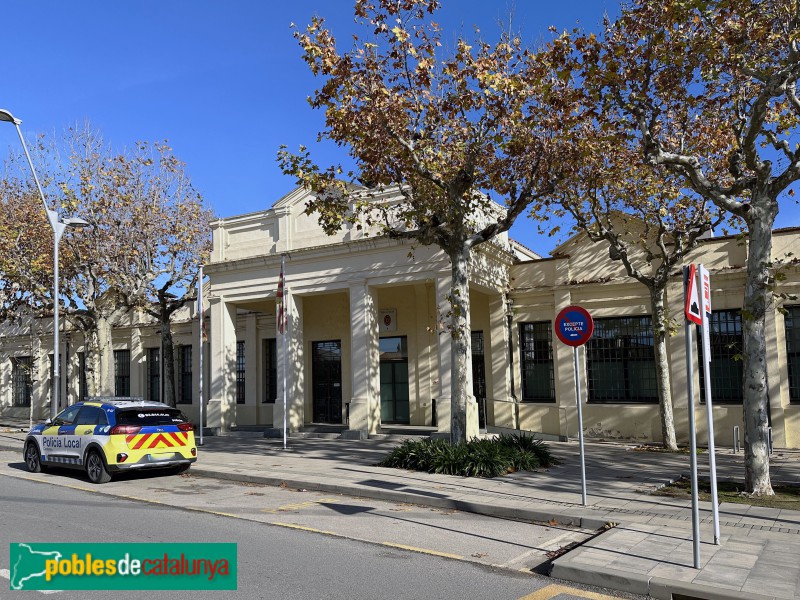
[550,558,780,600]
[188,466,611,530]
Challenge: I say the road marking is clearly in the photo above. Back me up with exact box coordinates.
[0,568,61,594]
[517,583,620,600]
[262,498,339,514]
[272,522,337,535]
[380,542,462,560]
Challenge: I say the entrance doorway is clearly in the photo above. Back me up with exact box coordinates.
[312,340,342,423]
[380,337,410,424]
[472,331,487,429]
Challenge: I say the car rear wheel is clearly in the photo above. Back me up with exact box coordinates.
[86,450,112,484]
[24,442,44,473]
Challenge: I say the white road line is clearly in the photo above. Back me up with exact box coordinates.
[0,568,61,594]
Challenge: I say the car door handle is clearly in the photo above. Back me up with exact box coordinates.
[83,429,93,434]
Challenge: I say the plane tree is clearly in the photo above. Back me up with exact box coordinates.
[1,126,211,402]
[552,132,726,450]
[56,130,212,401]
[278,0,578,443]
[564,0,800,494]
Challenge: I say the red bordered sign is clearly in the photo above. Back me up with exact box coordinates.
[555,306,594,347]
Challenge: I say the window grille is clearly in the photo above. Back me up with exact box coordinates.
[236,341,246,404]
[147,348,160,402]
[263,339,277,403]
[114,349,131,397]
[519,322,555,402]
[12,356,32,407]
[178,345,192,404]
[586,316,658,403]
[698,309,743,403]
[787,306,800,404]
[78,352,88,401]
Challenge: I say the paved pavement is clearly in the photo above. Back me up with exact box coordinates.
[2,418,799,600]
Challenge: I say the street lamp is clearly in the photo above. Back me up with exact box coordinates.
[0,109,89,419]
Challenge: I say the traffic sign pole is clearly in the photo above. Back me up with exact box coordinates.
[573,345,587,506]
[684,266,701,569]
[699,264,721,545]
[555,306,594,507]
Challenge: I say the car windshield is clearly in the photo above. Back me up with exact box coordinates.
[115,409,187,426]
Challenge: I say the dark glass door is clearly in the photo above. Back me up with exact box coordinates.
[380,337,409,424]
[472,331,487,429]
[312,340,342,423]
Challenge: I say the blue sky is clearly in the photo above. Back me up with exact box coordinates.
[1,1,797,256]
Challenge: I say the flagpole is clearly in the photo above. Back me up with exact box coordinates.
[281,254,287,450]
[198,265,205,447]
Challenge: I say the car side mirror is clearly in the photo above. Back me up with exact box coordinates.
[44,418,52,425]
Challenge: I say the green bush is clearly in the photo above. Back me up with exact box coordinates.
[497,432,556,468]
[378,434,555,478]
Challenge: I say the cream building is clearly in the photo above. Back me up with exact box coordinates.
[1,186,799,448]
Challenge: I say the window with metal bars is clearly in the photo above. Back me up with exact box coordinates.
[146,348,160,402]
[787,306,800,404]
[78,352,88,401]
[236,341,245,404]
[12,356,32,407]
[519,322,555,402]
[698,309,743,404]
[114,349,131,397]
[177,345,192,404]
[263,338,277,403]
[586,316,658,403]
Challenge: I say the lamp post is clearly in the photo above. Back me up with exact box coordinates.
[0,109,89,418]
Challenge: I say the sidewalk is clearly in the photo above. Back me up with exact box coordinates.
[1,422,799,600]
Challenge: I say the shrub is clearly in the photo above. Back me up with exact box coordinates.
[378,434,555,478]
[497,432,557,468]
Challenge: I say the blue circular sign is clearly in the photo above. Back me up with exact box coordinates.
[555,306,594,347]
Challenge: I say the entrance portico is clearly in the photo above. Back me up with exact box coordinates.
[203,186,517,438]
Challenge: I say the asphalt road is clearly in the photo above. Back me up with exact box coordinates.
[0,451,645,600]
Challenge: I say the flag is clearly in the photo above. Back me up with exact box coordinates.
[277,255,285,335]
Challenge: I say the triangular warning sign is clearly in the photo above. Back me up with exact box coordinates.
[685,264,702,325]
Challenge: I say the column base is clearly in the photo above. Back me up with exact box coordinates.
[207,399,222,428]
[348,396,378,435]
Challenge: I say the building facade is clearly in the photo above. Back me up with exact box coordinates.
[2,186,799,448]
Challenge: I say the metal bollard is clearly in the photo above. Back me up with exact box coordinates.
[733,425,740,453]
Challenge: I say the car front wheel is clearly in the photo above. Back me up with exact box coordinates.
[24,442,44,473]
[86,450,112,484]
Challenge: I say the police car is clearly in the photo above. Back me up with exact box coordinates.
[23,399,197,484]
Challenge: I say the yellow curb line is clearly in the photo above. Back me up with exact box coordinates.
[517,583,620,600]
[272,522,337,535]
[380,542,462,560]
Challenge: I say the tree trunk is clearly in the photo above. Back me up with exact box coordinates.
[448,246,476,444]
[95,315,115,396]
[742,197,777,496]
[161,319,176,407]
[650,286,678,450]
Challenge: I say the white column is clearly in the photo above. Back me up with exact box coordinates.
[209,296,237,432]
[489,294,513,429]
[33,335,47,420]
[347,282,379,438]
[129,327,144,399]
[245,312,258,414]
[190,314,202,424]
[275,291,304,431]
[435,274,452,433]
